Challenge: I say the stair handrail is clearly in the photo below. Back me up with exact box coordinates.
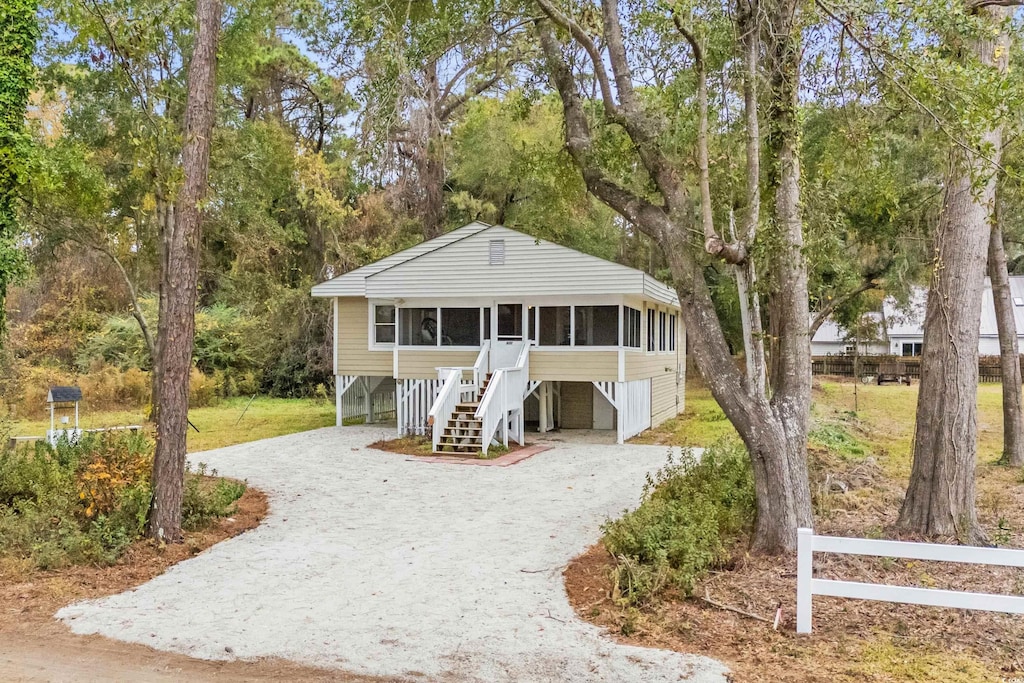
[474,341,530,455]
[472,340,490,392]
[428,368,463,452]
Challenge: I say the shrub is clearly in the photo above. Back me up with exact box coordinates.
[0,432,152,568]
[189,368,219,407]
[603,440,755,606]
[181,463,246,530]
[0,434,246,569]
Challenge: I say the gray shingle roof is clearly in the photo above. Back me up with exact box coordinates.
[47,386,82,403]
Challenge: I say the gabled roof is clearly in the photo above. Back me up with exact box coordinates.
[47,386,82,403]
[310,222,492,297]
[312,223,680,306]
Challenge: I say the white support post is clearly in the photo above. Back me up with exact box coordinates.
[363,377,372,423]
[335,376,343,427]
[616,382,624,445]
[797,527,813,634]
[396,380,404,436]
[539,382,549,433]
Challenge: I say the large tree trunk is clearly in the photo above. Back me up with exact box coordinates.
[418,62,446,240]
[535,2,813,552]
[898,7,1009,542]
[762,0,814,545]
[147,0,221,541]
[988,213,1024,466]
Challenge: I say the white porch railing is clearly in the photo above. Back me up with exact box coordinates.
[428,369,463,452]
[397,378,444,436]
[796,527,1024,634]
[476,342,529,455]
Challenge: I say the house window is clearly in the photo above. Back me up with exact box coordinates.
[575,306,619,346]
[373,305,396,344]
[440,308,480,346]
[647,308,656,352]
[528,306,537,343]
[539,306,571,346]
[483,307,491,340]
[400,308,439,346]
[902,342,923,357]
[668,314,677,351]
[624,307,641,348]
[659,311,667,351]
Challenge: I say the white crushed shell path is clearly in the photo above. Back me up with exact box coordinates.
[57,426,729,683]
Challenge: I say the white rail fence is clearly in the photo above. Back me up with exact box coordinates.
[796,527,1024,634]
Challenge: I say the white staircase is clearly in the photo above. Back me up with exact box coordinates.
[428,341,530,456]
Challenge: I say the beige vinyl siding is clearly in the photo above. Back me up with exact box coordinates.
[396,350,478,379]
[336,297,392,376]
[530,351,618,381]
[631,297,684,427]
[312,223,490,297]
[365,226,649,299]
[651,373,680,427]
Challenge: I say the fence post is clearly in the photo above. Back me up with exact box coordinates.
[797,527,813,634]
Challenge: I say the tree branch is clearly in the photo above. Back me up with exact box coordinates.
[809,279,880,339]
[674,13,747,265]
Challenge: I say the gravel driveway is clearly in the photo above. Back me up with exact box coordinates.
[58,426,728,682]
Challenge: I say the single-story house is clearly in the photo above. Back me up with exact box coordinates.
[311,222,685,453]
[811,277,1024,357]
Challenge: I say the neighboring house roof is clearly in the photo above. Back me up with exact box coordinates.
[47,386,82,403]
[812,276,1024,345]
[311,223,680,306]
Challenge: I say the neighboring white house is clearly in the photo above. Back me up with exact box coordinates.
[311,222,686,452]
[811,277,1024,357]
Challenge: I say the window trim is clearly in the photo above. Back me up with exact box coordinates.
[659,310,667,352]
[369,301,397,350]
[646,307,657,353]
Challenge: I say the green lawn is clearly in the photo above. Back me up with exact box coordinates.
[9,396,336,453]
[637,379,1008,475]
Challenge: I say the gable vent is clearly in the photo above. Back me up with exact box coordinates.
[489,239,506,265]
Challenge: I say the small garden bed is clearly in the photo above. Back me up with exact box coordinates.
[368,435,527,459]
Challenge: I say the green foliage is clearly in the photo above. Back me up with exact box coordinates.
[809,424,870,461]
[0,0,38,337]
[0,432,151,568]
[603,441,755,606]
[0,431,242,569]
[181,463,246,530]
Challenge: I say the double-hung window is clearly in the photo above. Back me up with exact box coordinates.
[647,309,656,352]
[659,311,667,352]
[624,307,641,348]
[373,305,396,345]
[668,314,677,351]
